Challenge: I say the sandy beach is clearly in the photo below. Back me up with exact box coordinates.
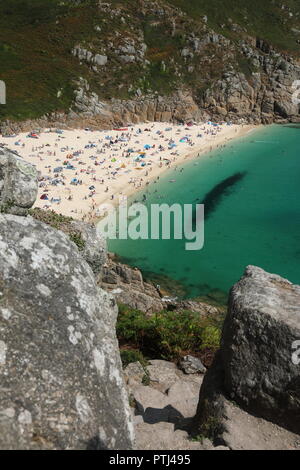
[0,121,256,220]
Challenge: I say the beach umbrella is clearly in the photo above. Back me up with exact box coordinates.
[144,144,151,150]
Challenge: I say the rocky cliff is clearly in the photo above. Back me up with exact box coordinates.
[0,146,134,449]
[1,0,300,133]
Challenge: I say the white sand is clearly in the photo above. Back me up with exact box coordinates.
[1,121,256,221]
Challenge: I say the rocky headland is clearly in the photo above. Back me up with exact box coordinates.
[1,1,300,135]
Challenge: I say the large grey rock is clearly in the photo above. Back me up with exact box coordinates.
[194,351,300,450]
[223,266,300,432]
[0,147,38,215]
[0,214,134,449]
[194,266,300,444]
[194,352,300,451]
[69,220,107,275]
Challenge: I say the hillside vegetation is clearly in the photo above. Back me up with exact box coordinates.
[117,303,223,367]
[0,0,300,121]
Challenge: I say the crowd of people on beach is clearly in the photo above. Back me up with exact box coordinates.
[0,121,235,220]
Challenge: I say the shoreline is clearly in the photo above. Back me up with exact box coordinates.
[112,124,259,209]
[1,121,260,221]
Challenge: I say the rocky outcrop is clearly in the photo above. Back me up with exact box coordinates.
[179,355,207,375]
[99,256,221,316]
[1,0,300,131]
[223,266,300,430]
[0,153,134,450]
[0,147,38,216]
[69,85,206,126]
[99,257,165,314]
[69,219,107,275]
[194,266,300,446]
[200,45,300,123]
[72,46,108,68]
[0,91,208,136]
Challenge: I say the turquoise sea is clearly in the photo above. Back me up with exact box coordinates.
[109,124,300,302]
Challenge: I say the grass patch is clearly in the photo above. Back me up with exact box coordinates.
[120,349,148,368]
[167,0,300,53]
[117,303,223,366]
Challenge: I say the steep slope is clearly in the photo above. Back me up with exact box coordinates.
[0,0,300,124]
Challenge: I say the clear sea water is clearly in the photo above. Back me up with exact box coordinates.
[109,124,300,302]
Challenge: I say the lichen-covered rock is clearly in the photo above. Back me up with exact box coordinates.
[0,147,38,215]
[195,266,300,438]
[0,214,134,449]
[222,266,300,432]
[69,220,107,275]
[194,353,300,450]
[179,355,207,375]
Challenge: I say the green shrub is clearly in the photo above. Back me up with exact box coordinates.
[69,231,85,251]
[29,208,73,229]
[120,349,148,368]
[120,349,150,386]
[200,326,221,351]
[117,304,223,363]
